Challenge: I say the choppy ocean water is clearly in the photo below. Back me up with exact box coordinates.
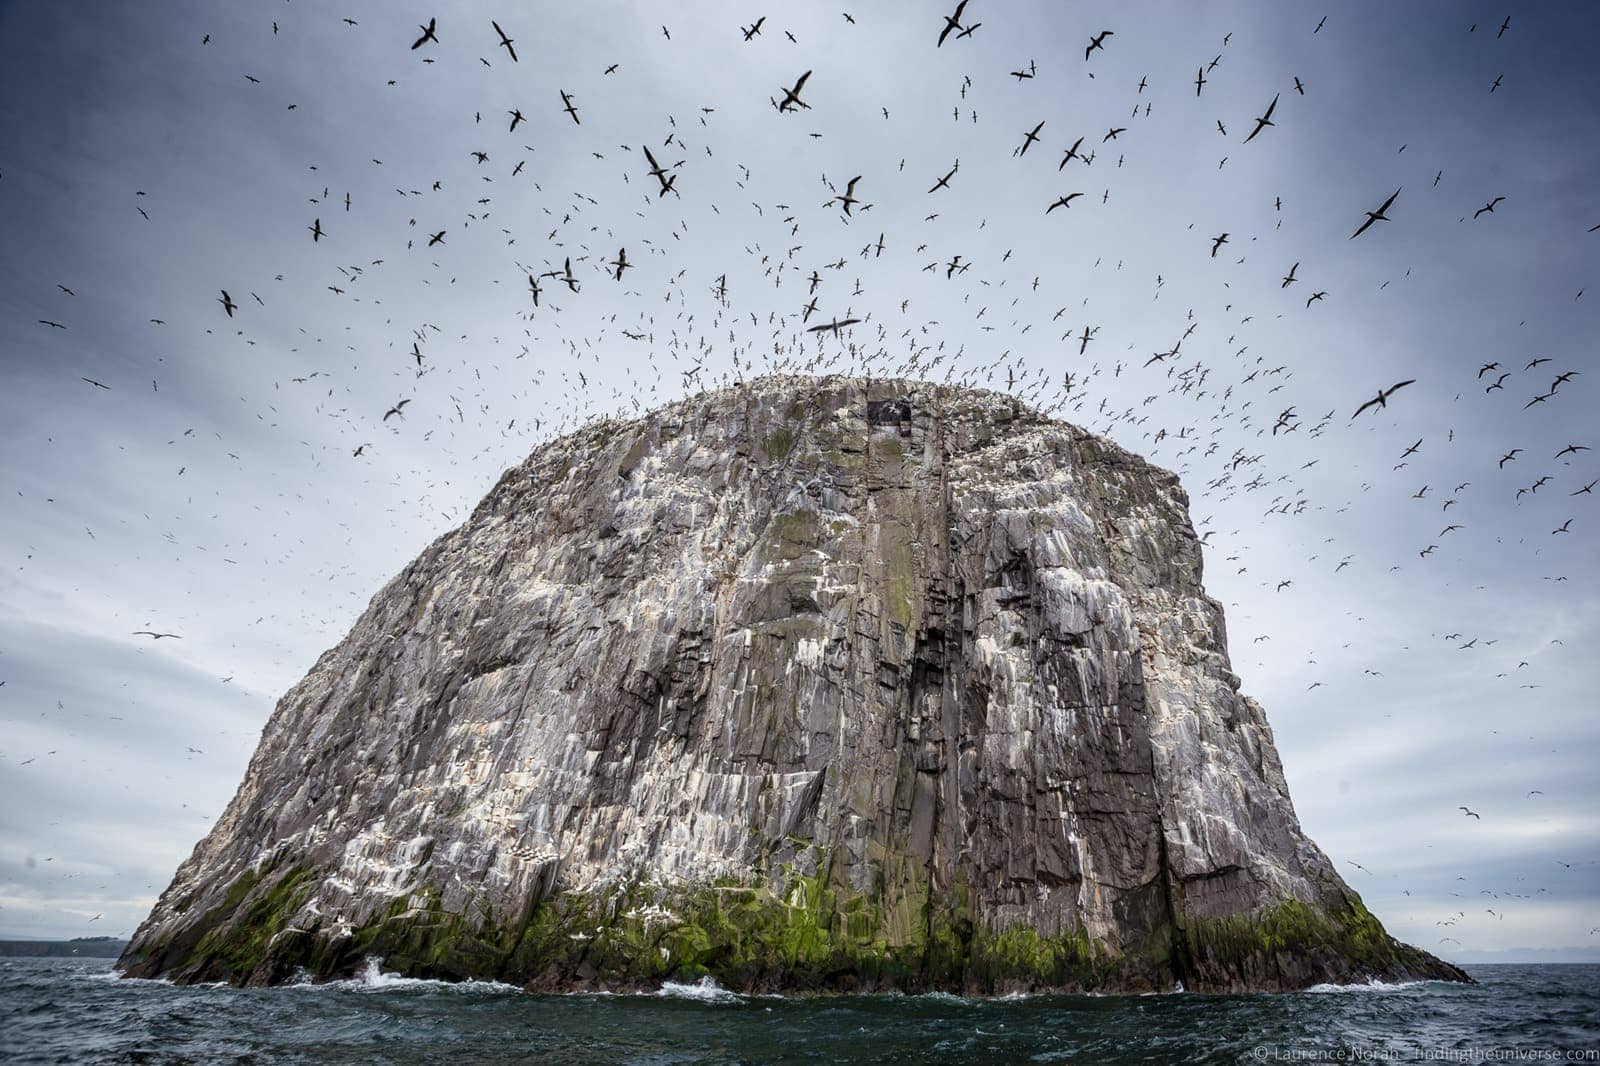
[1,957,1595,1063]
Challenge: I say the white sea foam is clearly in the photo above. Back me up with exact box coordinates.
[294,957,521,994]
[654,976,745,1003]
[83,967,196,988]
[1303,977,1430,994]
[83,968,172,985]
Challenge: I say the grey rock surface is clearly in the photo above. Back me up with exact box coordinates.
[120,377,1467,993]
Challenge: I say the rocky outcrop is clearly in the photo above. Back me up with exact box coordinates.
[120,376,1468,993]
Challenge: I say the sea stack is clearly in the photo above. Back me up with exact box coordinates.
[120,377,1468,993]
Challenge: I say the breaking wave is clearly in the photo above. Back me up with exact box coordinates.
[654,976,746,1003]
[1303,977,1432,994]
[294,957,522,994]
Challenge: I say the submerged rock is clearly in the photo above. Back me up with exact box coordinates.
[120,377,1468,993]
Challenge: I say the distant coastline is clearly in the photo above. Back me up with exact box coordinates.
[0,937,127,958]
[1452,948,1600,965]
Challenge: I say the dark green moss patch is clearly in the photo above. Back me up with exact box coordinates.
[1175,895,1467,990]
[191,867,314,978]
[763,426,795,460]
[133,870,1467,993]
[766,510,819,558]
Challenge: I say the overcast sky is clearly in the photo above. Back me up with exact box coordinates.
[0,1,1596,962]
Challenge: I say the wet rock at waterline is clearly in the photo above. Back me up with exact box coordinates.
[120,377,1468,993]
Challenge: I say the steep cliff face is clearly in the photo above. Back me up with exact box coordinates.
[120,377,1467,993]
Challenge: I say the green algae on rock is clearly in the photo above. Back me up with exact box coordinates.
[119,377,1469,993]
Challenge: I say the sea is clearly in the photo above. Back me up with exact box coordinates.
[1,957,1596,1064]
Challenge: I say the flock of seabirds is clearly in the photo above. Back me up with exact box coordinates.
[8,4,1596,951]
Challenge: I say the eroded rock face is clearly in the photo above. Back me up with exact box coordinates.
[120,377,1467,993]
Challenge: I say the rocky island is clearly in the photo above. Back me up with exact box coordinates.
[120,377,1468,994]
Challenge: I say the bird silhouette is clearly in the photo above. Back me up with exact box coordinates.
[1350,188,1401,239]
[1243,94,1279,143]
[937,0,971,47]
[491,19,517,62]
[1351,379,1416,418]
[1016,120,1045,156]
[774,71,812,112]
